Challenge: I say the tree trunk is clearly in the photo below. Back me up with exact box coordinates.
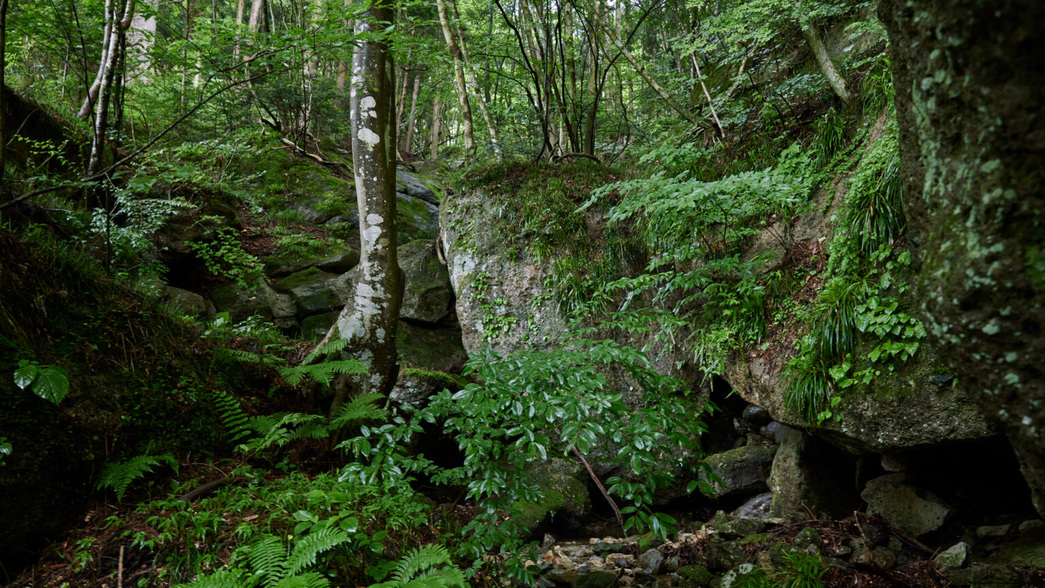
[800,16,850,104]
[403,73,420,156]
[435,0,474,152]
[330,0,401,414]
[87,0,136,177]
[450,0,500,158]
[429,96,441,159]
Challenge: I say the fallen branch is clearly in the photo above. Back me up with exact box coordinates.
[178,476,249,503]
[572,446,625,536]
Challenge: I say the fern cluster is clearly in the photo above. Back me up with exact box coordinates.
[97,454,178,502]
[368,545,466,588]
[178,529,350,588]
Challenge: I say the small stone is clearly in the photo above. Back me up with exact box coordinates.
[664,555,681,572]
[742,405,773,426]
[541,533,557,550]
[1019,519,1045,534]
[880,453,907,472]
[794,526,820,551]
[976,524,1010,539]
[933,542,970,570]
[638,549,665,575]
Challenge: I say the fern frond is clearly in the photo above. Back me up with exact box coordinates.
[238,413,327,454]
[300,336,348,366]
[330,393,387,429]
[392,545,455,586]
[97,454,177,502]
[272,574,330,588]
[284,528,350,578]
[281,359,367,387]
[246,535,287,586]
[401,569,467,588]
[212,388,252,443]
[215,347,287,366]
[174,568,248,588]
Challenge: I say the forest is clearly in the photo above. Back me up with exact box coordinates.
[1,0,1043,586]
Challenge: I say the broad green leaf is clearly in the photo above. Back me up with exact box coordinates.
[13,364,38,390]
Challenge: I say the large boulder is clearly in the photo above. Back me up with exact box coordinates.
[727,335,994,454]
[879,0,1045,515]
[699,444,777,499]
[398,239,454,324]
[439,186,566,355]
[272,267,350,316]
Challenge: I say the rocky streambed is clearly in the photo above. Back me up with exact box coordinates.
[515,512,1045,588]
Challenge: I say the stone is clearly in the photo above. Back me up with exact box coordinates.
[272,267,347,316]
[397,192,440,242]
[211,281,272,322]
[512,458,592,536]
[574,571,618,588]
[713,517,766,541]
[388,369,468,409]
[734,492,773,521]
[638,549,664,575]
[300,311,338,340]
[976,524,1011,539]
[395,321,468,371]
[793,527,819,552]
[163,286,213,319]
[398,239,454,324]
[676,564,714,587]
[315,249,360,274]
[767,426,858,521]
[699,444,776,498]
[397,168,439,203]
[440,186,567,356]
[861,473,953,536]
[741,405,772,426]
[933,542,969,570]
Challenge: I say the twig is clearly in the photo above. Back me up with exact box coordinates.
[571,446,625,536]
[117,545,124,588]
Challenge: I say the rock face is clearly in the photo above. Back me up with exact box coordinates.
[728,344,994,454]
[439,186,566,355]
[879,0,1045,516]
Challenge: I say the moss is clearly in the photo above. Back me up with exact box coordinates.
[399,368,468,392]
[273,267,329,292]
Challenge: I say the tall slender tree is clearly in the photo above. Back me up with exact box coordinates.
[330,0,401,414]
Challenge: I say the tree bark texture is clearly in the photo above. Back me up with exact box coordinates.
[880,0,1045,516]
[331,0,401,412]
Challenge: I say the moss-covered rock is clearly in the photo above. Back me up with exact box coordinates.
[880,0,1045,516]
[398,239,453,324]
[388,368,468,408]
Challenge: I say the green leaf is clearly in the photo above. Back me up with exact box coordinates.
[13,364,38,390]
[33,367,69,404]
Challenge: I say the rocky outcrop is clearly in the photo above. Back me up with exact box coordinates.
[439,185,566,355]
[879,0,1045,516]
[728,344,994,454]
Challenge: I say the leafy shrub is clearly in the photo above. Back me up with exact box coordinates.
[97,454,178,502]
